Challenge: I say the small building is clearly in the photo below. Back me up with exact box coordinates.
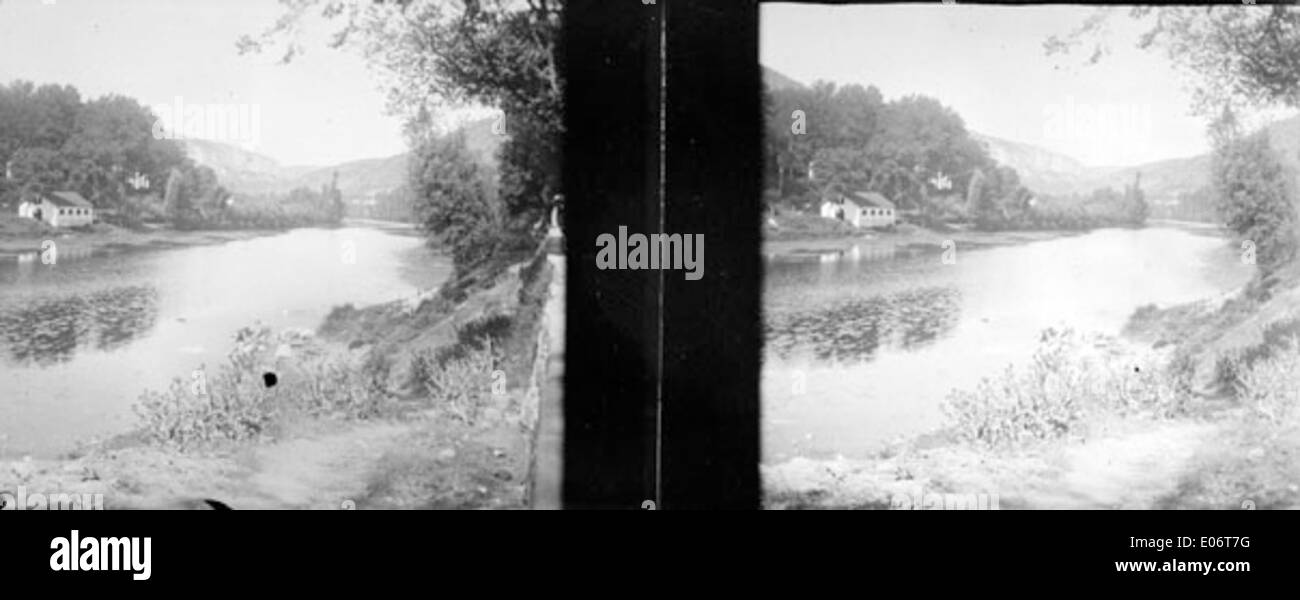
[819,199,840,220]
[818,195,865,227]
[840,196,865,228]
[852,191,896,228]
[18,191,95,228]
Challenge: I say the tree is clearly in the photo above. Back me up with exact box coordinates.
[1212,128,1297,279]
[163,168,191,226]
[1049,6,1300,278]
[1047,6,1300,115]
[966,168,1000,230]
[1122,172,1149,226]
[409,132,500,270]
[239,0,562,239]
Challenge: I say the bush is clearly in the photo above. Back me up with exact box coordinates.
[1212,317,1300,395]
[134,326,396,449]
[415,339,500,426]
[942,328,1185,448]
[1233,339,1300,426]
[1211,130,1298,280]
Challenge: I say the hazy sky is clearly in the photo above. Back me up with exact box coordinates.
[761,4,1290,168]
[0,0,409,166]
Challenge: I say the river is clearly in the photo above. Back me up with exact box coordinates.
[762,224,1253,463]
[0,224,448,458]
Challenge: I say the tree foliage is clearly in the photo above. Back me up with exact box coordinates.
[1046,6,1300,115]
[0,80,194,214]
[763,80,994,212]
[1211,128,1297,278]
[238,0,562,258]
[409,131,501,269]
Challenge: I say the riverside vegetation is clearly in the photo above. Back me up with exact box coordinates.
[764,6,1300,509]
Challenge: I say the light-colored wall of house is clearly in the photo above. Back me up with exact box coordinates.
[43,203,94,228]
[819,202,838,219]
[860,208,895,228]
[843,204,863,228]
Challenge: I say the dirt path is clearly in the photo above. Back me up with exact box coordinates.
[1006,421,1219,509]
[4,408,530,510]
[764,419,1225,509]
[232,421,415,509]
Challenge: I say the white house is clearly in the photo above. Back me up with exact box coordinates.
[820,192,895,229]
[840,196,865,228]
[852,191,896,228]
[819,195,865,227]
[819,199,840,220]
[18,191,95,228]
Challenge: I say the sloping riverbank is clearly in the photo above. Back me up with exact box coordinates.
[1,242,561,509]
[0,215,288,257]
[764,264,1300,510]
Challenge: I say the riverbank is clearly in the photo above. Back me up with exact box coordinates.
[1,237,557,509]
[0,215,285,257]
[763,266,1300,509]
[763,219,1084,257]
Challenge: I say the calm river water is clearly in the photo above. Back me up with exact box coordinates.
[0,224,447,458]
[762,224,1253,462]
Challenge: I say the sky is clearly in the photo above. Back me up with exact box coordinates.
[761,4,1293,168]
[0,0,410,167]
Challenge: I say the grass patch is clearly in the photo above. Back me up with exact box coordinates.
[1231,338,1300,426]
[1211,316,1300,396]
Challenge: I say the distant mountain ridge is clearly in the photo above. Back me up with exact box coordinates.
[763,66,806,91]
[976,116,1300,204]
[182,116,501,198]
[759,64,1300,206]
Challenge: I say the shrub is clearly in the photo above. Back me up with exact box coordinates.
[942,328,1185,448]
[1232,339,1300,426]
[134,326,396,449]
[1212,317,1300,395]
[417,339,500,426]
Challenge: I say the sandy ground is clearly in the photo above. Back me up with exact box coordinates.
[1,391,532,510]
[762,417,1230,510]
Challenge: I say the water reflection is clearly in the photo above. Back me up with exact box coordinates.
[0,285,159,366]
[765,286,960,362]
[761,226,1256,461]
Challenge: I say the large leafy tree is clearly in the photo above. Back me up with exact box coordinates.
[409,131,501,269]
[238,0,562,235]
[763,79,993,213]
[1047,5,1300,116]
[1212,128,1296,280]
[0,81,191,210]
[1048,5,1300,282]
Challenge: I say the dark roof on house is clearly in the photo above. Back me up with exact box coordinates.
[42,191,92,208]
[852,191,894,210]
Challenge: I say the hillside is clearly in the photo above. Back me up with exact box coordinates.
[978,114,1300,205]
[183,116,501,199]
[763,66,805,92]
[972,132,1099,195]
